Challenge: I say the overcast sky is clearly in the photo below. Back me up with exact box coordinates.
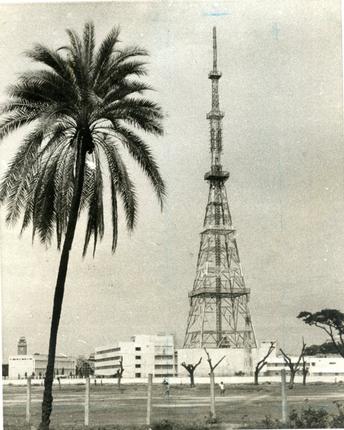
[0,1,343,360]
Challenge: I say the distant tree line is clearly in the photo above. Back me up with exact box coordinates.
[304,342,344,356]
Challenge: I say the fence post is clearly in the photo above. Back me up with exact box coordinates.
[85,377,90,427]
[146,373,153,427]
[210,372,216,421]
[26,377,31,425]
[281,369,288,425]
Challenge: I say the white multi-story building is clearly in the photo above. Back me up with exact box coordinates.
[253,341,344,378]
[263,353,344,377]
[9,353,76,379]
[95,334,177,379]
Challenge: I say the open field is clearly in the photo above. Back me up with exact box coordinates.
[4,382,344,429]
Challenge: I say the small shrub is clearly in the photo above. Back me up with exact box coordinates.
[205,413,217,424]
[152,421,209,430]
[152,421,173,430]
[258,404,344,428]
[260,414,283,429]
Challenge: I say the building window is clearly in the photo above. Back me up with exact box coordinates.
[135,347,141,351]
[135,364,141,368]
[155,355,173,360]
[135,373,141,378]
[135,356,141,360]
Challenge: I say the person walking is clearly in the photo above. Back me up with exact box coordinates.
[163,378,170,400]
[219,381,225,396]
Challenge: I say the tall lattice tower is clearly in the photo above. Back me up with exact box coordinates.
[183,28,257,351]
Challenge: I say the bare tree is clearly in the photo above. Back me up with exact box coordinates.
[301,354,309,386]
[280,340,306,389]
[115,357,124,389]
[181,358,202,387]
[254,342,275,385]
[204,348,226,422]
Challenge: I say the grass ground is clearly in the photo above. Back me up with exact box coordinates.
[3,382,344,429]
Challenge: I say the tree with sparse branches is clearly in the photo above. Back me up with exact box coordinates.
[254,342,275,385]
[181,357,202,387]
[298,309,344,359]
[301,354,309,385]
[204,348,225,422]
[115,357,124,388]
[204,348,226,375]
[280,339,306,389]
[0,22,165,430]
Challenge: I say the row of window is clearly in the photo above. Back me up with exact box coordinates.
[155,373,175,377]
[267,362,339,368]
[155,364,174,369]
[96,347,120,355]
[10,358,33,361]
[95,356,121,363]
[154,355,173,360]
[134,373,175,378]
[95,364,122,370]
[96,346,143,355]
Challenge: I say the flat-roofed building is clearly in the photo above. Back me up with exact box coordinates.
[256,341,344,378]
[95,334,177,379]
[9,353,76,379]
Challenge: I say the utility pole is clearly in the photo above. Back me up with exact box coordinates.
[85,377,90,427]
[281,369,288,425]
[26,376,31,425]
[146,373,153,427]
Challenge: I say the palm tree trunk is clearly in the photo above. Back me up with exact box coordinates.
[39,136,88,430]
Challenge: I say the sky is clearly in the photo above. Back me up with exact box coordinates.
[0,0,343,361]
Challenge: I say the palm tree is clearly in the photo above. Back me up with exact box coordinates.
[0,22,165,429]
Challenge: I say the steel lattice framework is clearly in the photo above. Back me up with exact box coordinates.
[183,28,257,351]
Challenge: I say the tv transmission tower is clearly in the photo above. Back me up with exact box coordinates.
[183,28,257,351]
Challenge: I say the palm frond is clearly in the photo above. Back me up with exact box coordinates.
[113,46,148,65]
[0,127,44,205]
[8,77,77,111]
[97,135,137,230]
[25,44,75,84]
[110,125,166,208]
[54,144,76,248]
[96,61,147,96]
[82,148,104,256]
[83,21,95,70]
[34,156,59,244]
[110,180,118,253]
[0,110,41,140]
[102,80,152,105]
[103,99,163,135]
[93,26,120,87]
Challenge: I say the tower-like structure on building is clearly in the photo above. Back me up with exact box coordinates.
[183,28,257,352]
[17,336,27,355]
